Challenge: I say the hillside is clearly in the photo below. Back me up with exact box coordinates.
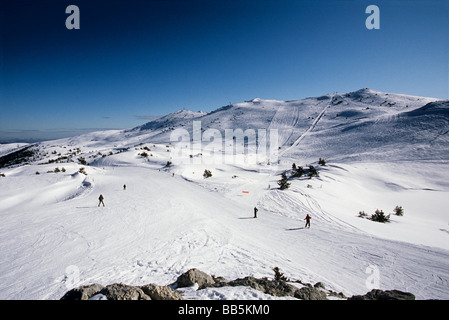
[0,88,448,300]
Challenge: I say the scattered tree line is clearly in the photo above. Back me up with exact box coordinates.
[278,158,327,190]
[358,205,404,223]
[46,167,67,174]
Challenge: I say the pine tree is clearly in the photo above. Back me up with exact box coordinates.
[393,205,404,216]
[273,267,290,282]
[291,165,304,178]
[278,173,290,190]
[371,209,390,223]
[203,169,212,178]
[358,210,367,218]
[308,165,318,178]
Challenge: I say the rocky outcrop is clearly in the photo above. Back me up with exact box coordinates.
[100,283,151,300]
[61,283,151,300]
[60,283,104,300]
[229,276,298,297]
[140,283,183,300]
[60,268,415,301]
[61,281,184,300]
[294,286,328,300]
[171,268,215,289]
[348,289,415,300]
[171,270,329,300]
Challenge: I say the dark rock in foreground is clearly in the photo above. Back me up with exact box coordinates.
[60,283,104,300]
[171,268,215,289]
[61,282,182,300]
[60,268,415,301]
[348,289,415,300]
[141,283,183,300]
[100,283,150,300]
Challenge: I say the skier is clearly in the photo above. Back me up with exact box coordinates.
[123,184,126,190]
[304,214,311,228]
[254,206,258,218]
[98,194,105,207]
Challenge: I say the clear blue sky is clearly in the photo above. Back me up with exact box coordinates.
[0,0,448,141]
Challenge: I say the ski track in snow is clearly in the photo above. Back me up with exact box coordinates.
[2,156,449,300]
[279,96,333,157]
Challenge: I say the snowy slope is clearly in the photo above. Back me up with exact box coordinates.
[0,143,29,157]
[0,88,448,300]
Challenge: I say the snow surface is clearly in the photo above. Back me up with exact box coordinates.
[1,89,448,300]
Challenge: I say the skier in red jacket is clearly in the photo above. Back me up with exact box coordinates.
[304,214,311,228]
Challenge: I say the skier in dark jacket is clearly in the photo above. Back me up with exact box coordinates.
[304,214,311,228]
[254,206,258,218]
[98,194,105,207]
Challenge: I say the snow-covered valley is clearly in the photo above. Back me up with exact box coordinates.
[1,89,448,300]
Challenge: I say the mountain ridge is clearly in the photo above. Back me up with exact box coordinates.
[125,88,446,163]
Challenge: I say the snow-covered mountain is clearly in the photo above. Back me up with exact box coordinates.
[1,88,448,300]
[129,88,445,162]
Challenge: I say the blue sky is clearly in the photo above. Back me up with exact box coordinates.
[0,0,448,141]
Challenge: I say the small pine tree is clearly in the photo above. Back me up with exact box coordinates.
[371,209,390,223]
[292,165,304,178]
[393,205,404,216]
[278,173,290,190]
[78,157,87,165]
[273,267,290,282]
[203,169,212,178]
[358,210,367,218]
[308,165,318,178]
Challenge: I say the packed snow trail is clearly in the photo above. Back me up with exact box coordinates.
[279,95,333,157]
[1,163,448,300]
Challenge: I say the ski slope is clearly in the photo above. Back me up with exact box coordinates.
[0,89,448,300]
